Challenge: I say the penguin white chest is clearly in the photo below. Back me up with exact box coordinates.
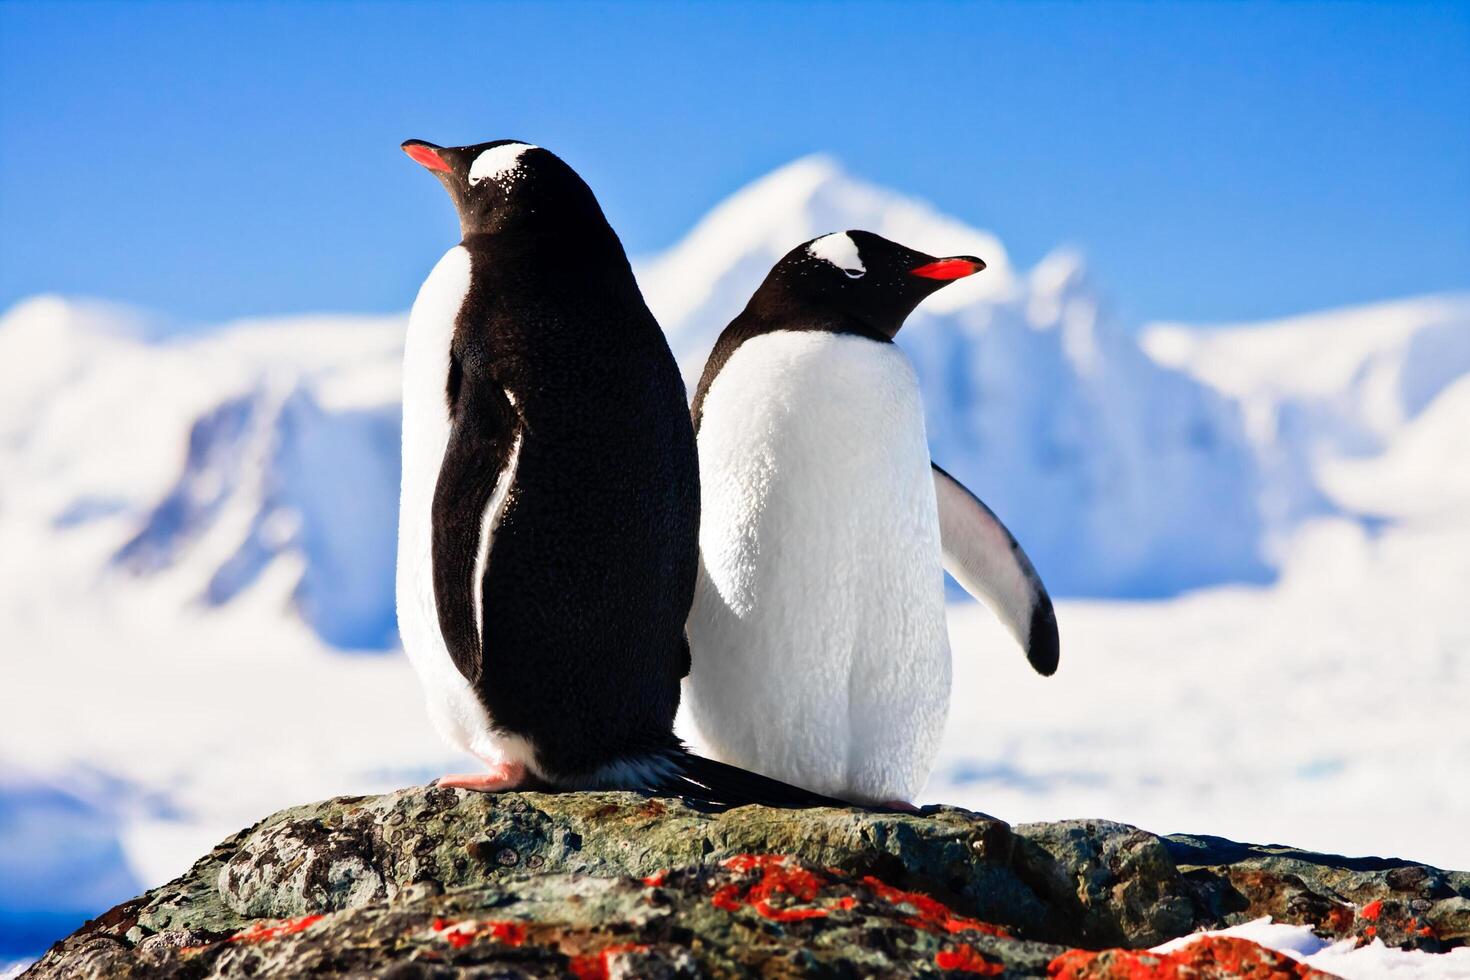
[686,330,950,804]
[395,246,521,766]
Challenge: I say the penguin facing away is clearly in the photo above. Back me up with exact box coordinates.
[397,138,838,807]
[686,230,1060,807]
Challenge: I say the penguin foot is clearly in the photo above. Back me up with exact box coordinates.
[879,799,920,813]
[433,762,528,792]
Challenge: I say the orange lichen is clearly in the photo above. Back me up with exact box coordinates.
[1360,900,1383,921]
[430,917,527,949]
[641,869,669,887]
[567,942,648,980]
[711,854,836,922]
[227,914,324,944]
[935,943,1004,974]
[707,853,1011,936]
[1048,935,1333,979]
[427,917,644,977]
[861,876,1011,937]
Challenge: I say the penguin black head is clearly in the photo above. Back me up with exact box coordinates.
[757,230,985,339]
[401,138,609,241]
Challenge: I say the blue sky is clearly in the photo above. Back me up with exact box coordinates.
[1,0,1466,327]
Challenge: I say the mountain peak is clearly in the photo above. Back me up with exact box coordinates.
[1029,247,1090,298]
[727,152,847,207]
[640,155,1016,370]
[0,294,163,344]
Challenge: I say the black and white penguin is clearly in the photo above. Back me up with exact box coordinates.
[686,230,1060,807]
[397,138,835,806]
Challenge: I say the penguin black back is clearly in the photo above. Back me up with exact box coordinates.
[401,139,696,783]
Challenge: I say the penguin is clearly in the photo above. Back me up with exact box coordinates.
[685,230,1060,808]
[398,137,838,807]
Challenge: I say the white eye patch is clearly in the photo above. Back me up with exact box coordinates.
[807,232,866,278]
[468,142,538,186]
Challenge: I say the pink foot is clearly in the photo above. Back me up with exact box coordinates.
[880,799,921,813]
[434,761,528,792]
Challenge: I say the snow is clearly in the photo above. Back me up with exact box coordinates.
[1318,374,1470,520]
[930,514,1470,871]
[1142,294,1470,421]
[1,158,1467,971]
[1142,293,1470,539]
[1154,918,1470,978]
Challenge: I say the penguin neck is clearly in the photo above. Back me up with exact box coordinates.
[744,283,896,345]
[456,211,526,240]
[455,184,617,242]
[458,223,637,301]
[458,210,624,259]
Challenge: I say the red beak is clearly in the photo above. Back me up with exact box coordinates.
[909,257,986,280]
[402,142,453,173]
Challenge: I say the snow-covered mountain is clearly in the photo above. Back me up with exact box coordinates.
[0,297,407,651]
[3,158,1468,964]
[642,156,1269,596]
[1144,293,1470,533]
[1,157,1463,659]
[1,156,1274,658]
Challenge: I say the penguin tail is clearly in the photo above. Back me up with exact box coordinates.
[650,748,849,810]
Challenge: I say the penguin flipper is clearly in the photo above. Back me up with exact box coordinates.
[431,373,520,686]
[931,462,1059,676]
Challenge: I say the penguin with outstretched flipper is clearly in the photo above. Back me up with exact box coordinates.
[686,230,1060,809]
[397,138,841,808]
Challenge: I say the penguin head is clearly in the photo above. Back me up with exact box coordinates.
[400,138,607,240]
[764,231,985,338]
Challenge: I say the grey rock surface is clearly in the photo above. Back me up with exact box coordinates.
[24,787,1468,978]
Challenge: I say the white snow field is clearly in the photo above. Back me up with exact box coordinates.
[1,159,1467,970]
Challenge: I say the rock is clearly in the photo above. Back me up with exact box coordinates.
[23,788,1470,978]
[1165,834,1470,952]
[1011,820,1197,948]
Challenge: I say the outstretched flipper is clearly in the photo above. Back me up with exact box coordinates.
[932,462,1059,675]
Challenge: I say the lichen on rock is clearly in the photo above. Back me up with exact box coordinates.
[23,787,1470,978]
